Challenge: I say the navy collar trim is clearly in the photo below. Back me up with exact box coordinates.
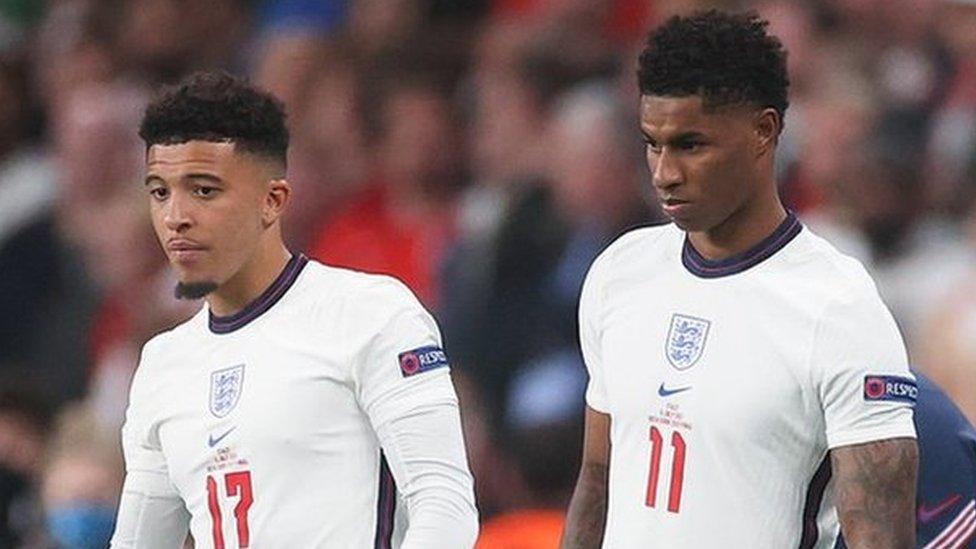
[681,212,802,279]
[209,254,308,334]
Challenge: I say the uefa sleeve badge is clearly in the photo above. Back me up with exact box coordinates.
[863,375,917,405]
[398,346,449,377]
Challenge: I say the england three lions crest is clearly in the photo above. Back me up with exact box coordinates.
[666,314,711,370]
[210,364,245,418]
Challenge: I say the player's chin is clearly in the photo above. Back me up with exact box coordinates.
[174,278,219,300]
[666,212,707,232]
[666,205,723,233]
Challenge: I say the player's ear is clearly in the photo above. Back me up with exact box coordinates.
[754,108,780,158]
[262,179,291,227]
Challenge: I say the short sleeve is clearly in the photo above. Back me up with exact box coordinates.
[812,287,917,449]
[579,254,609,413]
[351,281,458,430]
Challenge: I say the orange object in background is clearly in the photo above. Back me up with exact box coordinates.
[475,509,565,549]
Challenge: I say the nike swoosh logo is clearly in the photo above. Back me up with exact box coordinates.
[658,383,692,397]
[918,494,963,524]
[208,427,236,448]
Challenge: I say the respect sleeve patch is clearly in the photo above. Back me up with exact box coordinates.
[863,375,917,404]
[398,346,449,377]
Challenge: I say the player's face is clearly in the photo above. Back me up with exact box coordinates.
[145,141,271,293]
[639,95,765,232]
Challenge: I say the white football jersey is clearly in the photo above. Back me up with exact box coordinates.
[580,214,917,548]
[111,255,478,549]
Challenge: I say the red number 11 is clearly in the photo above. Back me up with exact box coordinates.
[207,470,254,548]
[645,426,686,513]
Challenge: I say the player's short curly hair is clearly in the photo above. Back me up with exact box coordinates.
[139,71,288,166]
[638,10,789,117]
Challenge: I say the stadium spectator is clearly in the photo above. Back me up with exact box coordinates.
[444,80,651,421]
[476,358,585,548]
[0,388,52,548]
[112,0,249,82]
[439,24,557,415]
[917,192,976,425]
[928,0,976,213]
[836,140,972,344]
[309,74,462,307]
[31,0,116,113]
[0,51,66,400]
[29,403,123,549]
[283,49,370,248]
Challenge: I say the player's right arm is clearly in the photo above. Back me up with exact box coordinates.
[111,342,190,549]
[561,407,610,549]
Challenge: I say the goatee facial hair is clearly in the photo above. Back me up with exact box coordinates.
[174,281,218,300]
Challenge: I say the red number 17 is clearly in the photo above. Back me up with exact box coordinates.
[207,470,254,548]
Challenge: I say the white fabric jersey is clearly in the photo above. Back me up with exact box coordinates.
[111,256,478,549]
[580,214,917,548]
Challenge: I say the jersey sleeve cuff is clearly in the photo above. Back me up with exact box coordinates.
[826,424,917,450]
[584,392,609,414]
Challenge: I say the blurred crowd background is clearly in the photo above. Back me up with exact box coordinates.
[0,0,974,547]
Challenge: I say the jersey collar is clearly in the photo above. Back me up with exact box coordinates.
[681,212,802,279]
[209,253,309,334]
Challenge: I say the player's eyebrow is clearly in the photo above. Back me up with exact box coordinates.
[640,129,709,144]
[183,173,224,184]
[144,174,165,186]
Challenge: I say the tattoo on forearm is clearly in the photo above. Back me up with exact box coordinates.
[561,462,609,549]
[831,438,918,549]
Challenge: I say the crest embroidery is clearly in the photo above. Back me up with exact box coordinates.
[665,314,711,370]
[210,364,245,418]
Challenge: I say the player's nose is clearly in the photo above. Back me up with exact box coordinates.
[163,192,193,232]
[651,148,684,190]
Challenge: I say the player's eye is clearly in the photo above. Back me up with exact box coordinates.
[194,186,220,198]
[148,186,168,200]
[643,137,662,154]
[677,140,704,152]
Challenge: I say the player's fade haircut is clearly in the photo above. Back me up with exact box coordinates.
[638,10,789,119]
[139,71,289,171]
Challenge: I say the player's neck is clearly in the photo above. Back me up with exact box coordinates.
[208,242,292,317]
[687,196,787,261]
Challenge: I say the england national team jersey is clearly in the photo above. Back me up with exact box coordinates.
[579,213,917,548]
[111,255,477,549]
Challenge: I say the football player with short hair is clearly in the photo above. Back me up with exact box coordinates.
[110,71,478,549]
[562,11,918,548]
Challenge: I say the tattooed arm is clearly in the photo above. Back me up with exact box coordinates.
[561,407,611,549]
[831,437,918,549]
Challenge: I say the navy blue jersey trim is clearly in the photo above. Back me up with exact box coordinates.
[799,456,832,549]
[682,211,802,279]
[209,254,309,334]
[374,453,397,549]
